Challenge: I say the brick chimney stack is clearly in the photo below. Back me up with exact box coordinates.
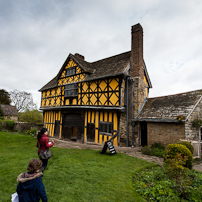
[131,23,144,80]
[75,53,85,60]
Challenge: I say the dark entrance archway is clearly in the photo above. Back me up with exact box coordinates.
[62,113,84,142]
[54,120,60,138]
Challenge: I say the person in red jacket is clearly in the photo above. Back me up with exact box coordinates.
[37,128,54,171]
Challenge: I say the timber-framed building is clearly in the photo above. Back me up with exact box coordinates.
[39,23,152,147]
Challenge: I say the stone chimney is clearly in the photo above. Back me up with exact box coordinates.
[75,53,85,60]
[131,23,144,80]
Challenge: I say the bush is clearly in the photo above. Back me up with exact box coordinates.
[141,146,152,155]
[151,148,166,158]
[176,141,194,154]
[19,110,43,124]
[151,142,165,150]
[26,128,37,136]
[164,153,190,199]
[164,144,193,169]
[5,120,15,131]
[0,105,4,119]
[141,144,165,158]
[133,166,202,201]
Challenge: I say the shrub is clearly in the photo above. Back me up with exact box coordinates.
[151,148,166,158]
[0,105,4,119]
[141,145,165,158]
[0,120,3,131]
[19,110,43,124]
[133,166,202,201]
[5,120,15,131]
[192,118,202,129]
[176,141,194,154]
[26,128,37,136]
[141,146,152,155]
[164,153,190,199]
[151,142,165,150]
[164,144,193,169]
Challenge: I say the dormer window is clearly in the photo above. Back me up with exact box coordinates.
[64,83,78,97]
[66,67,76,76]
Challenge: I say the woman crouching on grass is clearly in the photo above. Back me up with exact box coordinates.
[17,159,47,202]
[37,128,54,171]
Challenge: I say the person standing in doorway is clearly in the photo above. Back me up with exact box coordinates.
[37,128,54,171]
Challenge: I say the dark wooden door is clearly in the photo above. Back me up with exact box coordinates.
[54,120,60,137]
[62,113,84,141]
[140,122,147,146]
[87,123,95,142]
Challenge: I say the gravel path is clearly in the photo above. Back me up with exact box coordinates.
[50,138,202,172]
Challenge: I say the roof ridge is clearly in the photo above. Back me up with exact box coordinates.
[149,89,202,99]
[91,51,131,64]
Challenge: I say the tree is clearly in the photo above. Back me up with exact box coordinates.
[9,89,36,112]
[0,89,11,104]
[0,105,4,118]
[19,110,43,124]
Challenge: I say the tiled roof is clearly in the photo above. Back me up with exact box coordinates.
[0,104,18,116]
[39,51,133,91]
[86,51,131,81]
[136,90,202,121]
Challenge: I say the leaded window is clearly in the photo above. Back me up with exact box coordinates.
[64,83,78,97]
[66,67,76,77]
[99,122,113,134]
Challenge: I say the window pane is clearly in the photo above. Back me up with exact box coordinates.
[66,70,70,76]
[73,83,77,89]
[104,124,107,132]
[108,124,112,133]
[99,123,103,132]
[70,90,74,95]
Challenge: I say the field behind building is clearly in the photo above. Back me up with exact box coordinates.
[0,132,154,202]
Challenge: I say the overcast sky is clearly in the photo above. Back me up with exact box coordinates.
[0,0,202,109]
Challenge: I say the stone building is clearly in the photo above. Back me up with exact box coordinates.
[133,90,202,147]
[39,23,152,146]
[39,23,202,149]
[0,104,18,121]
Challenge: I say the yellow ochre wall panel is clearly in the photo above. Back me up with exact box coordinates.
[41,74,121,108]
[41,58,86,108]
[84,111,88,142]
[84,110,118,146]
[144,76,149,97]
[80,77,120,106]
[43,111,62,138]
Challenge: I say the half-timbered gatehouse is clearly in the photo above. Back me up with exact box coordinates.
[39,23,152,146]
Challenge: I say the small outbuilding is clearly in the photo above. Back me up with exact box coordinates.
[133,89,202,148]
[0,104,18,121]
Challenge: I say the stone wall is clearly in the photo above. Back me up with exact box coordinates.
[4,115,18,122]
[185,99,202,140]
[14,122,42,132]
[147,122,185,147]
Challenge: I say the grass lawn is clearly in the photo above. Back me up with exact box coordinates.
[0,132,156,202]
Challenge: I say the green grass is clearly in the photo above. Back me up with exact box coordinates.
[0,132,155,202]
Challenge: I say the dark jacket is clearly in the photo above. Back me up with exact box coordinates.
[37,134,54,154]
[17,172,47,202]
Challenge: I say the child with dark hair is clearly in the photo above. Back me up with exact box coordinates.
[37,128,54,171]
[17,159,47,202]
